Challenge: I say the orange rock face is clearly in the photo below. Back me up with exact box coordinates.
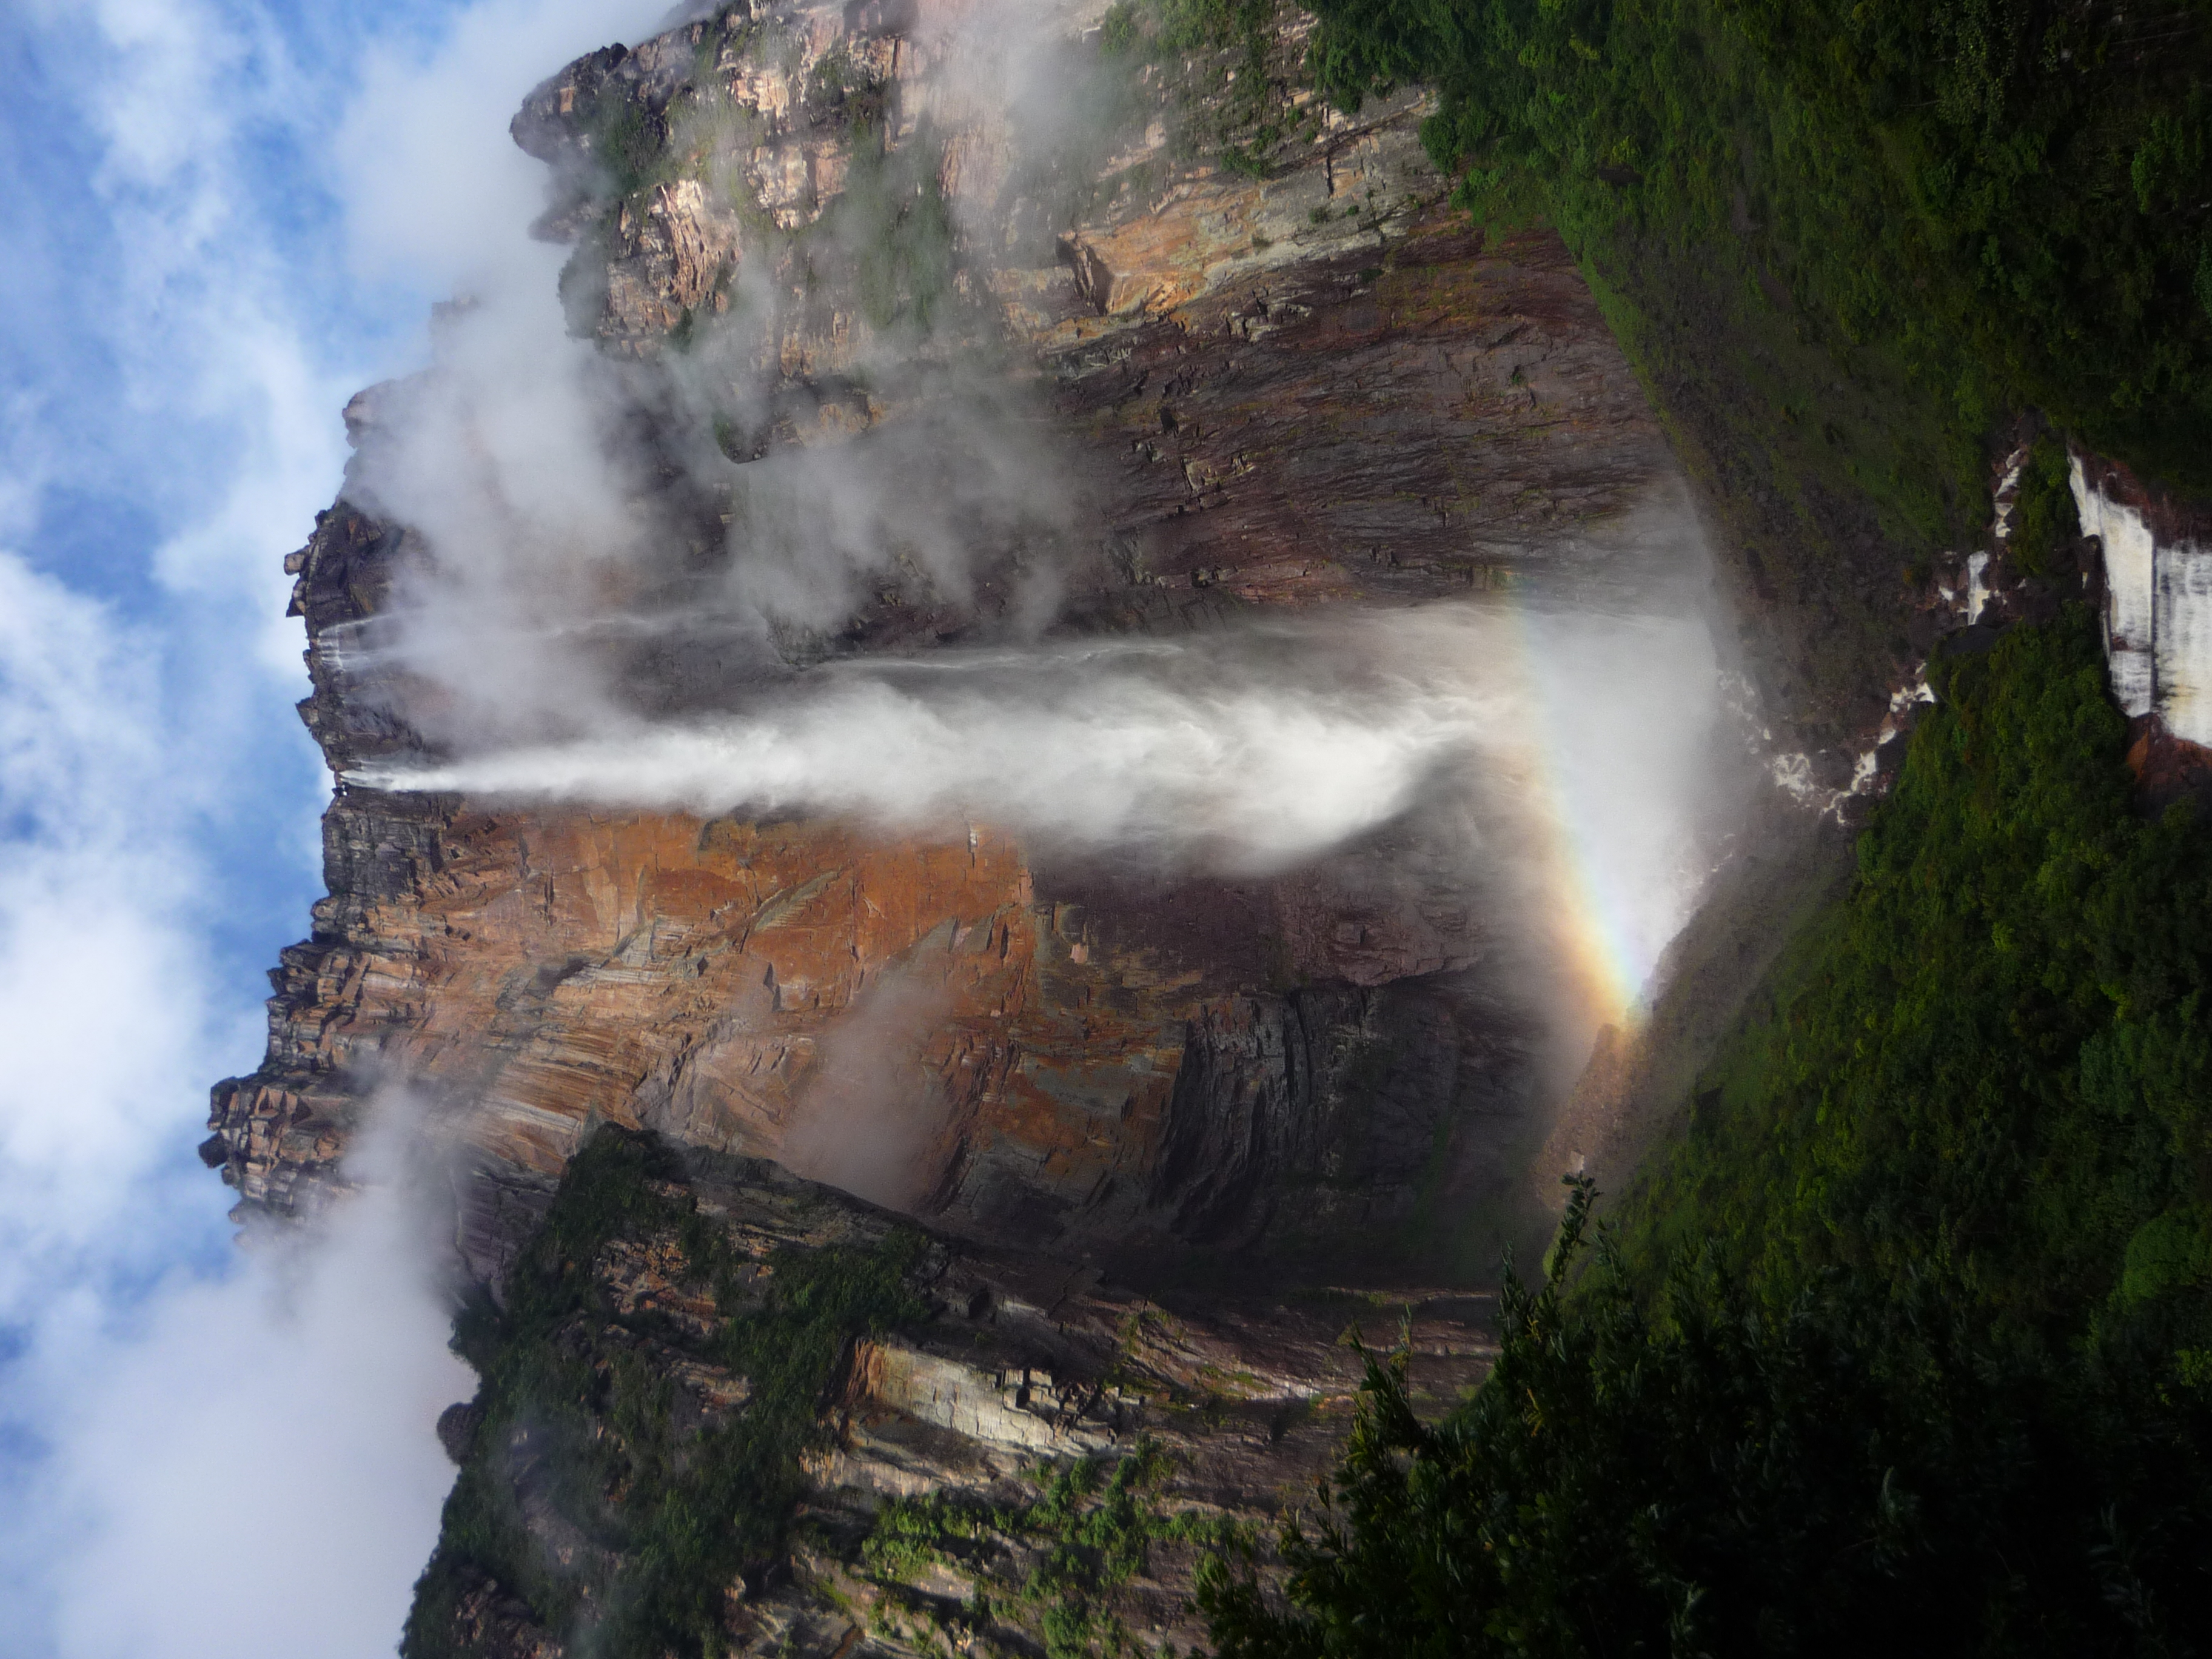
[209,0,1683,1283]
[213,776,1541,1279]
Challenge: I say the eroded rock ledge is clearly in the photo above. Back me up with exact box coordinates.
[403,1127,1493,1659]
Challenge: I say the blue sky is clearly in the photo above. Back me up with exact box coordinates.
[0,2,666,1652]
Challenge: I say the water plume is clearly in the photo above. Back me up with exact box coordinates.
[361,595,1743,1024]
[779,959,959,1209]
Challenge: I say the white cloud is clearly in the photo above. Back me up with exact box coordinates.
[0,555,201,1285]
[40,1113,472,1659]
[0,544,461,1659]
[0,543,408,1658]
[0,1,675,1654]
[336,0,672,292]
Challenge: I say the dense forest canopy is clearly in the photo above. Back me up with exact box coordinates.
[1180,21,2212,1647]
[1201,615,2212,1652]
[1304,0,2212,495]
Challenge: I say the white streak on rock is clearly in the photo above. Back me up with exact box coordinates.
[2156,540,2212,747]
[2072,454,2157,719]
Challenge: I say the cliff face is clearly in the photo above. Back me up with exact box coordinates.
[184,4,2212,1654]
[206,7,1718,1651]
[216,776,1535,1286]
[403,1127,1495,1659]
[209,0,1687,1284]
[512,5,1666,615]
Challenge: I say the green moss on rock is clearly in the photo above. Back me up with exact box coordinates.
[402,1127,928,1659]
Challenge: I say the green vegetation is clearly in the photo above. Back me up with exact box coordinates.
[593,98,668,199]
[1304,0,2212,491]
[1199,614,2212,1651]
[1098,0,1315,175]
[2010,431,2083,578]
[459,7,2212,1644]
[1101,0,1284,63]
[403,1128,927,1659]
[401,1134,1255,1659]
[1299,0,2212,740]
[853,1443,1244,1658]
[1201,1175,2212,1652]
[1635,613,2212,1319]
[805,43,891,132]
[836,125,961,335]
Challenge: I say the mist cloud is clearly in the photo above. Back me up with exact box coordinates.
[0,548,471,1659]
[40,1105,471,1659]
[365,597,1740,1002]
[780,961,959,1210]
[0,1,671,1654]
[362,618,1504,866]
[321,0,1146,757]
[317,0,1744,1013]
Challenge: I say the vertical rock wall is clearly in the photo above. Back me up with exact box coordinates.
[2073,453,2212,748]
[209,0,1701,1287]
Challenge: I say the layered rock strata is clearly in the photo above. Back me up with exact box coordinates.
[215,774,1533,1283]
[209,0,1690,1282]
[407,1128,1496,1659]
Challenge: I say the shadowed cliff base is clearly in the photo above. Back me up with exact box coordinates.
[400,1125,1500,1659]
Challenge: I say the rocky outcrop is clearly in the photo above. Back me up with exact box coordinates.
[1740,411,2212,826]
[210,0,1687,1285]
[403,1127,1496,1659]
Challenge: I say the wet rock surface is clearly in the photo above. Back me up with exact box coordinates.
[207,785,1544,1282]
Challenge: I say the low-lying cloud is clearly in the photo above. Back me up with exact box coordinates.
[0,549,471,1659]
[0,1,670,1655]
[38,1105,472,1659]
[779,960,959,1210]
